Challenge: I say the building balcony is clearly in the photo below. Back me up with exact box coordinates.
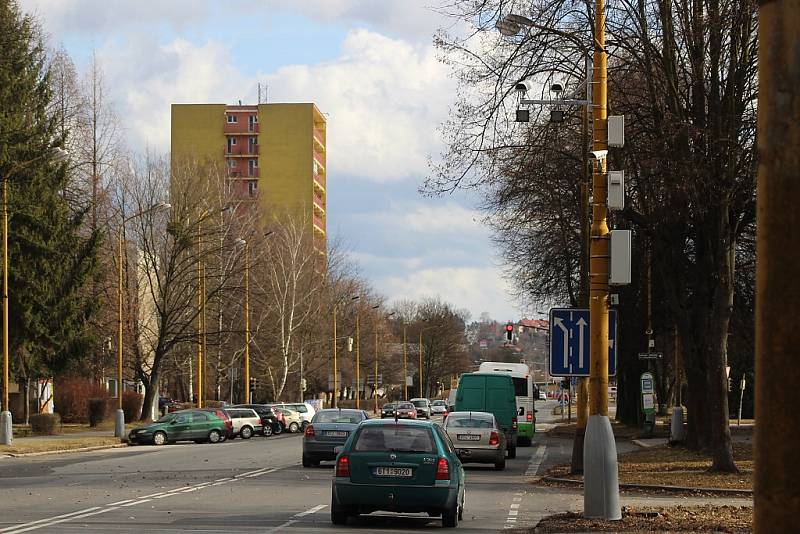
[224,122,259,134]
[314,150,325,170]
[224,144,259,157]
[228,168,260,179]
[313,173,326,193]
[313,214,325,234]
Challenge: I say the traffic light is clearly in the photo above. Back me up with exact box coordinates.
[249,377,257,390]
[505,323,514,341]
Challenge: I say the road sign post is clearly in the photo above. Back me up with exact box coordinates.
[548,308,617,377]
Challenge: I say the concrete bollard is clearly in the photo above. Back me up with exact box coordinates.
[114,409,125,439]
[0,410,12,445]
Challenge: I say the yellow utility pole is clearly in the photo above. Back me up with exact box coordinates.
[583,0,620,520]
[755,2,799,531]
[403,324,408,400]
[418,332,423,398]
[374,327,379,414]
[355,312,360,409]
[117,233,124,412]
[243,240,250,403]
[332,306,338,408]
[2,180,7,416]
[197,221,204,409]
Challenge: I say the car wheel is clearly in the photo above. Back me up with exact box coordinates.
[152,431,167,446]
[302,454,312,468]
[240,426,254,439]
[507,444,516,459]
[495,457,506,470]
[289,422,300,433]
[331,493,349,525]
[219,434,227,442]
[442,501,459,528]
[263,425,273,437]
[207,429,222,444]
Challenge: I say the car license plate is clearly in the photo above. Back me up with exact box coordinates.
[373,467,413,478]
[457,434,481,441]
[325,431,347,438]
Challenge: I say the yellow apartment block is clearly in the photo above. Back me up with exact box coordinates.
[171,102,327,249]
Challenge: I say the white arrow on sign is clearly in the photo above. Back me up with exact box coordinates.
[576,317,587,369]
[554,317,570,371]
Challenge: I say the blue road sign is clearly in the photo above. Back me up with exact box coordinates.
[549,308,617,377]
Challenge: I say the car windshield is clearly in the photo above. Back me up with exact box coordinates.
[447,416,494,429]
[397,403,414,410]
[432,401,446,406]
[411,400,427,407]
[353,426,435,453]
[313,411,364,424]
[382,403,395,409]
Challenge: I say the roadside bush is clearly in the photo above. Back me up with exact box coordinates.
[87,398,108,426]
[30,413,61,435]
[54,377,110,423]
[122,391,143,422]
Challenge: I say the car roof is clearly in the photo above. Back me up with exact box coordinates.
[316,408,363,414]
[360,418,436,427]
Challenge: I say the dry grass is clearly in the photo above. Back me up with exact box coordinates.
[544,442,753,491]
[0,437,122,455]
[531,505,752,532]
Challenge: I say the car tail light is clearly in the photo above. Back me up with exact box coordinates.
[304,424,315,437]
[526,413,533,422]
[336,456,350,477]
[435,458,450,480]
[489,431,499,446]
[511,416,518,430]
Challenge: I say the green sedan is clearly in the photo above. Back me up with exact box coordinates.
[331,418,466,527]
[128,410,226,445]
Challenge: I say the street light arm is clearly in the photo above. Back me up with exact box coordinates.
[501,14,590,58]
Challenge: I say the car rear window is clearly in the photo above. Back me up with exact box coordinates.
[411,400,427,407]
[314,411,364,424]
[447,416,494,428]
[397,403,414,410]
[353,426,435,453]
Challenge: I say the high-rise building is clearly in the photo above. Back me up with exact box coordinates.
[171,102,327,248]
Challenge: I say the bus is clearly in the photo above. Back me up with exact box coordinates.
[477,362,535,445]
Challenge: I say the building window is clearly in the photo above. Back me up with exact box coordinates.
[248,181,258,197]
[226,114,237,123]
[248,159,256,175]
[227,159,236,169]
[227,137,236,153]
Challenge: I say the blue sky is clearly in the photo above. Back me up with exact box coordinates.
[21,0,526,322]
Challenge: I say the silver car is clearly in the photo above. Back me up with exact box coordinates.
[223,408,263,439]
[302,409,369,467]
[431,400,448,415]
[443,411,507,470]
[409,398,432,419]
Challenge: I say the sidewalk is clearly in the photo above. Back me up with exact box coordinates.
[1,427,126,457]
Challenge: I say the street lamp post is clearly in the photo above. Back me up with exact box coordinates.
[115,201,171,438]
[403,324,408,400]
[354,298,361,409]
[2,147,69,446]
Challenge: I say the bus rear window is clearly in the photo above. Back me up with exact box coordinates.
[512,377,528,397]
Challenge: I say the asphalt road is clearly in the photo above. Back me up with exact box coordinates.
[0,402,574,533]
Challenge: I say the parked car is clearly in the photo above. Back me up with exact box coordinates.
[431,400,449,415]
[331,418,466,527]
[380,402,396,418]
[302,408,369,467]
[273,402,316,427]
[223,407,263,439]
[273,407,303,432]
[232,404,282,436]
[443,411,506,470]
[394,402,417,419]
[455,373,518,458]
[195,407,235,440]
[128,410,226,445]
[410,398,432,419]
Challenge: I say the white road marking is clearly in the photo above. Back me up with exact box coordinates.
[0,508,101,533]
[293,504,327,518]
[1,465,282,533]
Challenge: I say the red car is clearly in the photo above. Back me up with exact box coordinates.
[394,402,418,419]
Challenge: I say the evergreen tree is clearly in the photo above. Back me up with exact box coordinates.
[0,0,100,401]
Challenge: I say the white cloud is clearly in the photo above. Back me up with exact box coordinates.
[266,29,455,181]
[381,266,520,322]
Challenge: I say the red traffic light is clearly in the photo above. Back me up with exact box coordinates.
[506,324,514,331]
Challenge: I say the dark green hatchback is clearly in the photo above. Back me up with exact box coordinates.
[128,410,226,445]
[331,418,466,527]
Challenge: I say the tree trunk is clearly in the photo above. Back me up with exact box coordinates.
[140,366,159,422]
